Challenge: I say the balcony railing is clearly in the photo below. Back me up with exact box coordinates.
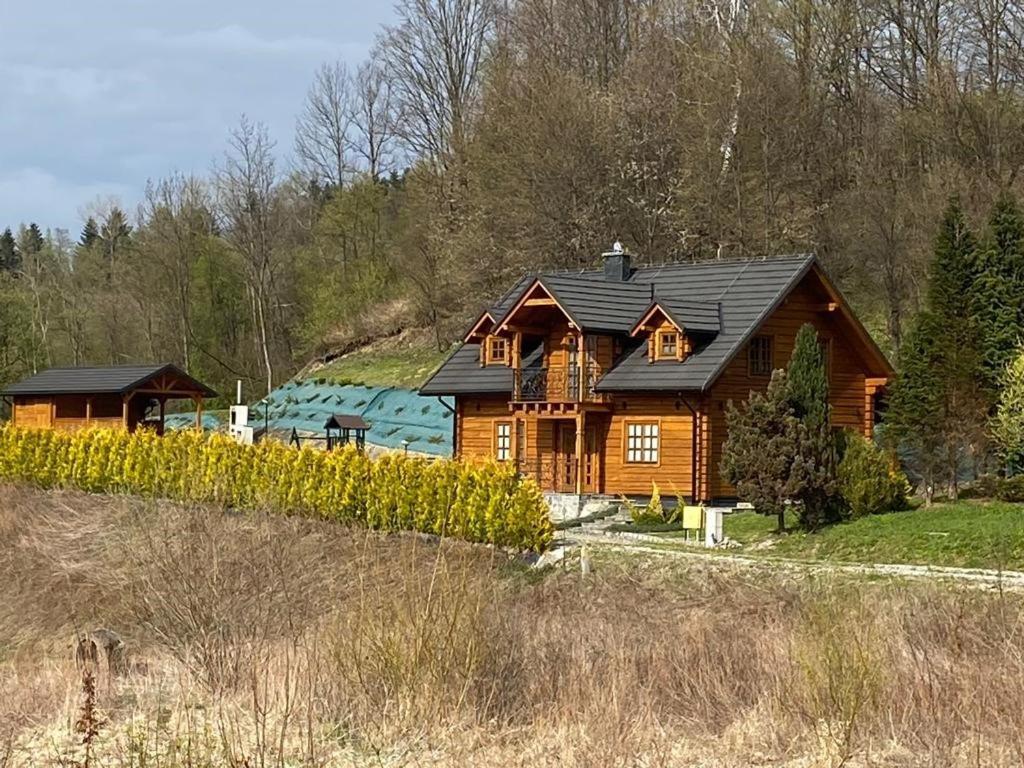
[513,363,602,402]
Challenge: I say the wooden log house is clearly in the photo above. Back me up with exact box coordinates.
[420,252,893,503]
[2,364,217,434]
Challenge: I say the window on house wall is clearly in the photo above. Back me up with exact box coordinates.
[487,336,507,364]
[495,421,512,461]
[55,397,87,419]
[658,331,678,360]
[749,335,774,376]
[625,421,659,464]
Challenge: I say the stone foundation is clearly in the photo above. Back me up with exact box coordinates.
[544,492,619,523]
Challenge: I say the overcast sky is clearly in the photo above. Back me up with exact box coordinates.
[0,1,396,236]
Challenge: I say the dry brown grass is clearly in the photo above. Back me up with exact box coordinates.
[3,484,1024,767]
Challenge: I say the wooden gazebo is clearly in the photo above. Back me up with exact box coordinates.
[1,364,217,434]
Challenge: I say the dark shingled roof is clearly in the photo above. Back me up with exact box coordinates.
[597,255,816,392]
[421,255,827,395]
[2,364,218,398]
[325,414,370,430]
[420,342,543,396]
[637,298,721,335]
[517,274,656,334]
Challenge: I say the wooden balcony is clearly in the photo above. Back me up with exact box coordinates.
[513,364,605,405]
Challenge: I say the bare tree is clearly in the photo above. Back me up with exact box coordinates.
[216,116,282,396]
[350,59,397,179]
[296,62,354,188]
[379,0,496,165]
[138,174,214,370]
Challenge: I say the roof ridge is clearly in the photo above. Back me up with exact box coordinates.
[533,252,816,277]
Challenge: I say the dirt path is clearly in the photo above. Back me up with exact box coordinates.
[562,530,1024,589]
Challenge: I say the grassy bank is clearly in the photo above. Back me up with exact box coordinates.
[702,501,1024,570]
[6,486,1024,766]
[312,332,450,389]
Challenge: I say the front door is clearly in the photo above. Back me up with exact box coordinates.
[553,421,577,492]
[551,420,604,494]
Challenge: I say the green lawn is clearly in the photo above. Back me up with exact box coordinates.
[674,502,1024,571]
[312,344,450,389]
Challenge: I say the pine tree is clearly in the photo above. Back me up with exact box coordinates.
[786,323,829,427]
[886,311,947,503]
[98,208,132,285]
[21,223,44,256]
[0,227,18,273]
[887,199,987,499]
[79,218,99,249]
[973,194,1024,392]
[786,323,842,528]
[721,370,804,533]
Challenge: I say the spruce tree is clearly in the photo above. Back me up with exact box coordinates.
[0,227,18,273]
[786,323,829,427]
[973,194,1024,392]
[21,222,44,255]
[79,218,99,249]
[721,370,804,533]
[886,311,948,504]
[887,199,987,499]
[786,323,842,528]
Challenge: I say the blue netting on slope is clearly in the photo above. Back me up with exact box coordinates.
[167,380,454,457]
[165,413,223,430]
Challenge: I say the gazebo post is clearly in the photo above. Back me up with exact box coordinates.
[122,392,135,432]
[193,395,204,431]
[158,397,166,436]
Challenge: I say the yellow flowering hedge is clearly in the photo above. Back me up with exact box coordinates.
[0,426,553,552]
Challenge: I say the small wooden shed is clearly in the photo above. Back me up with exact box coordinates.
[1,364,217,434]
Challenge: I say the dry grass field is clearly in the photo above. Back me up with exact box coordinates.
[3,485,1024,767]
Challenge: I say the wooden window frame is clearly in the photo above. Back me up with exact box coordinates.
[486,335,508,365]
[656,330,680,361]
[622,419,662,466]
[493,420,512,461]
[54,396,87,419]
[748,335,774,377]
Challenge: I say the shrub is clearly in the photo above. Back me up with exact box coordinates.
[624,483,674,524]
[837,432,909,518]
[0,425,553,552]
[996,475,1024,503]
[963,474,1001,500]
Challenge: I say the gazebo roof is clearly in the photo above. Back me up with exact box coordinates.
[2,364,217,398]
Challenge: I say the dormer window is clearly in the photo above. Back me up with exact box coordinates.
[659,331,677,359]
[486,336,507,365]
[650,328,685,362]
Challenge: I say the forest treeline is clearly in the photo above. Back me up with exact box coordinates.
[4,0,1024,400]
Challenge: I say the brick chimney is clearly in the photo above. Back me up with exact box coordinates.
[602,241,631,281]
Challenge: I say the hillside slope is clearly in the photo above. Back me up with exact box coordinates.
[302,327,451,390]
